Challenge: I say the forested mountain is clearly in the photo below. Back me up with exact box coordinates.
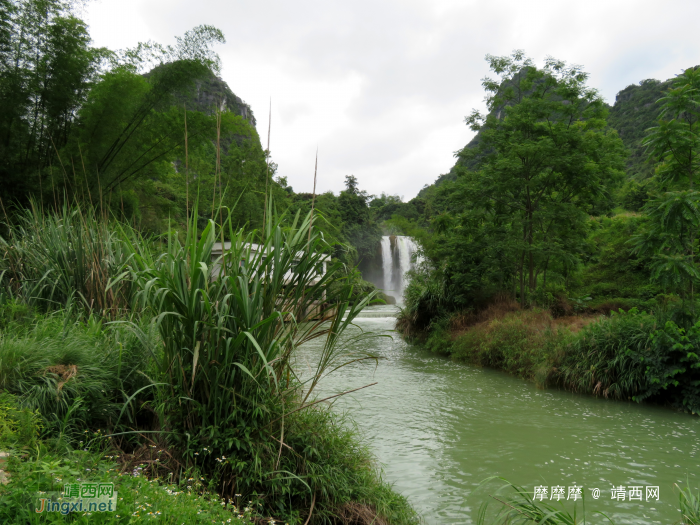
[0,0,387,301]
[607,77,673,180]
[408,70,682,216]
[0,0,274,232]
[3,0,692,311]
[393,55,700,417]
[176,67,256,124]
[389,53,700,329]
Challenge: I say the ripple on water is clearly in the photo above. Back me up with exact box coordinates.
[296,312,700,525]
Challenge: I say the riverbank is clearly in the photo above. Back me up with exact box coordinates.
[0,204,418,525]
[397,299,700,415]
[297,308,700,524]
[0,305,417,525]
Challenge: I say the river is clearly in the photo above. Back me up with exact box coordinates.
[297,306,700,525]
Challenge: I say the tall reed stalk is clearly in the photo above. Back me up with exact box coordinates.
[128,198,379,502]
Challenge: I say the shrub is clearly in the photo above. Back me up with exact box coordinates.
[639,320,700,414]
[451,309,567,383]
[0,393,42,450]
[559,308,700,413]
[0,203,419,524]
[558,309,655,399]
[126,205,417,523]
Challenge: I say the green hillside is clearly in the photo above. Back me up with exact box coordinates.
[607,77,673,180]
[409,71,680,218]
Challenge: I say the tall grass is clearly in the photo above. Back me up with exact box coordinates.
[475,479,593,525]
[0,201,142,316]
[558,309,655,399]
[450,308,567,383]
[678,483,700,525]
[0,311,155,450]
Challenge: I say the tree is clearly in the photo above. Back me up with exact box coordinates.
[337,175,381,261]
[634,67,700,309]
[0,3,228,220]
[445,51,625,305]
[0,0,106,205]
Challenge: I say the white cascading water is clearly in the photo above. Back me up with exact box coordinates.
[380,235,421,304]
[396,237,413,295]
[381,236,394,292]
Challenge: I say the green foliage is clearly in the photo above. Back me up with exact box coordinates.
[0,203,417,523]
[0,393,42,450]
[123,201,414,522]
[396,63,700,346]
[641,319,700,413]
[459,51,625,303]
[0,298,34,331]
[0,449,254,524]
[286,176,384,271]
[0,202,142,315]
[607,78,671,181]
[632,67,700,305]
[475,477,700,525]
[451,309,566,381]
[370,193,424,224]
[407,303,700,413]
[0,1,265,235]
[0,310,154,449]
[0,3,381,271]
[401,51,626,330]
[678,482,700,525]
[560,308,700,413]
[578,214,658,300]
[261,407,416,525]
[337,175,382,262]
[0,0,107,205]
[398,263,450,333]
[617,178,655,211]
[559,309,655,399]
[475,478,591,525]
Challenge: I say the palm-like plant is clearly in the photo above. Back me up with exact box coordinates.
[635,67,700,309]
[127,200,379,500]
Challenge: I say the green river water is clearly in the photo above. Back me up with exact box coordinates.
[297,307,700,525]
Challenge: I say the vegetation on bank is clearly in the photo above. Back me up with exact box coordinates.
[386,52,700,416]
[0,203,418,524]
[0,5,399,520]
[3,0,700,520]
[0,397,257,524]
[399,298,700,415]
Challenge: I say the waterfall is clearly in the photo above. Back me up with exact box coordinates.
[396,237,413,293]
[379,235,420,304]
[381,236,393,292]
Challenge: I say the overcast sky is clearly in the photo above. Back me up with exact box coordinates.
[85,0,700,200]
